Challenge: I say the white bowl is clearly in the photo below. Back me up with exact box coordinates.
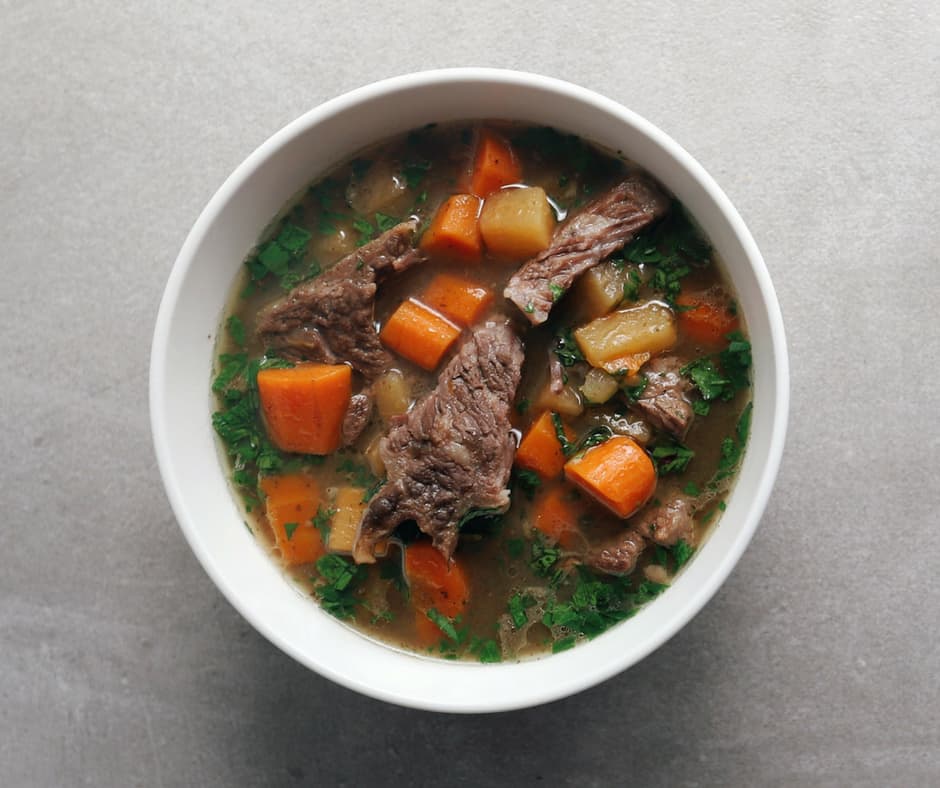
[150,68,789,713]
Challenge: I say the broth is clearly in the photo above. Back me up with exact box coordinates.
[212,122,752,661]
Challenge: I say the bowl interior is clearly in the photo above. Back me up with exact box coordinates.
[151,69,788,713]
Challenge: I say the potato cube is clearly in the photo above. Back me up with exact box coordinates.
[574,302,677,367]
[575,262,628,320]
[479,186,555,260]
[580,368,619,404]
[373,369,412,421]
[328,487,368,553]
[534,381,583,418]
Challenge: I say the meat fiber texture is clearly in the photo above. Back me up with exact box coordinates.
[633,355,695,439]
[255,220,425,380]
[504,176,669,325]
[353,322,524,564]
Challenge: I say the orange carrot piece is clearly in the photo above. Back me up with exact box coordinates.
[380,298,461,371]
[257,363,351,455]
[260,474,326,565]
[421,273,493,327]
[598,351,650,376]
[419,194,483,261]
[470,130,522,197]
[564,436,657,519]
[404,541,470,645]
[532,486,582,549]
[675,292,740,347]
[515,411,574,480]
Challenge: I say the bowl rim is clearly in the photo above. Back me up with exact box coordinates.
[150,67,789,713]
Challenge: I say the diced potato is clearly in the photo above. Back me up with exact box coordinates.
[364,432,386,477]
[575,263,629,320]
[534,382,583,418]
[479,186,555,260]
[644,564,670,584]
[574,302,677,367]
[580,368,619,404]
[328,486,368,553]
[346,158,409,215]
[373,369,412,421]
[309,222,357,265]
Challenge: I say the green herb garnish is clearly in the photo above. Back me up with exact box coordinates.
[508,593,536,628]
[651,440,695,474]
[554,328,584,367]
[313,555,364,620]
[426,608,459,642]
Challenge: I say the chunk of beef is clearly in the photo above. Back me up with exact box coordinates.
[256,220,425,380]
[633,355,695,439]
[586,529,646,576]
[352,322,524,563]
[504,176,669,325]
[632,496,695,547]
[341,392,373,446]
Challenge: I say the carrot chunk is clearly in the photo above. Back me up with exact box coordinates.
[419,194,483,261]
[380,298,462,371]
[260,474,326,565]
[421,273,493,327]
[598,351,650,377]
[404,541,470,645]
[515,411,574,480]
[675,292,740,347]
[470,130,522,197]
[532,486,582,549]
[257,363,351,455]
[564,436,657,519]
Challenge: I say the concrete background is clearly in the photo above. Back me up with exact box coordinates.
[2,1,938,785]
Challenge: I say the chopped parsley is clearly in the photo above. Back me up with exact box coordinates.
[550,412,573,455]
[622,375,648,403]
[311,506,335,540]
[693,399,711,416]
[226,315,246,347]
[621,204,710,304]
[352,217,375,245]
[673,539,695,569]
[312,555,364,620]
[571,426,613,455]
[283,522,299,540]
[651,440,695,474]
[682,358,730,400]
[469,637,502,664]
[515,397,530,415]
[426,608,459,642]
[508,592,537,628]
[682,335,752,402]
[374,212,398,232]
[530,534,562,582]
[554,328,585,367]
[402,159,431,189]
[514,468,542,500]
[212,355,293,486]
[245,222,315,291]
[683,481,702,496]
[549,282,566,302]
[622,269,642,302]
[712,402,753,485]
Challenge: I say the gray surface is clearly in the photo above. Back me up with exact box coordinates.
[2,1,938,785]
